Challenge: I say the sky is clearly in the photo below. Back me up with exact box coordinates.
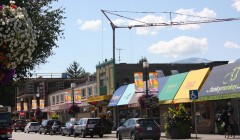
[34,0,240,75]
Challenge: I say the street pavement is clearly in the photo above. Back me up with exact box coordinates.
[11,131,240,140]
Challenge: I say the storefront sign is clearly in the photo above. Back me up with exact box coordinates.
[17,103,21,111]
[87,95,112,102]
[40,99,45,109]
[199,63,240,100]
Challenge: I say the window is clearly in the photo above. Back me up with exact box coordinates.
[156,70,165,78]
[171,70,179,75]
[60,94,64,103]
[88,87,92,97]
[56,95,59,104]
[81,89,86,98]
[52,96,55,105]
[94,86,98,96]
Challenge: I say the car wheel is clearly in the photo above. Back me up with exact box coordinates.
[27,130,29,133]
[131,133,137,140]
[22,129,24,132]
[44,129,47,135]
[99,133,103,138]
[14,129,17,132]
[91,134,93,138]
[153,137,160,140]
[39,130,42,134]
[67,130,71,136]
[73,131,78,137]
[61,130,65,136]
[118,133,122,140]
[81,130,86,138]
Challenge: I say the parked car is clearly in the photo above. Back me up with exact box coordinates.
[24,122,39,133]
[13,119,27,132]
[116,118,161,140]
[39,119,61,135]
[61,120,77,136]
[73,118,104,138]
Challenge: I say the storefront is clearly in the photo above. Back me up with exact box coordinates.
[199,62,240,134]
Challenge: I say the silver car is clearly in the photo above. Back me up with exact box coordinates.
[24,122,40,133]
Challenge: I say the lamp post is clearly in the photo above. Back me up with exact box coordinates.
[143,61,149,96]
[36,93,40,109]
[143,61,150,118]
[71,83,76,118]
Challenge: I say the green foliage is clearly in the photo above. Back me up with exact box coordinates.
[66,61,87,78]
[163,104,191,133]
[51,114,59,119]
[138,56,148,64]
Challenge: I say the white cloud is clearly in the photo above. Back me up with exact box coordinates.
[224,41,240,49]
[232,0,240,12]
[148,36,208,57]
[77,19,102,31]
[174,8,217,30]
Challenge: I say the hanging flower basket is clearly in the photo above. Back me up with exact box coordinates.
[0,1,37,85]
[68,105,80,115]
[138,94,159,109]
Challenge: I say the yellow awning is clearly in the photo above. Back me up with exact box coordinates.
[173,68,210,103]
[87,95,112,102]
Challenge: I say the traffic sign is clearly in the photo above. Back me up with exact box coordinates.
[189,90,198,100]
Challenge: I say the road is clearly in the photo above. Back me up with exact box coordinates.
[11,131,117,140]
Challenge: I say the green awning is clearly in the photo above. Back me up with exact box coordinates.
[158,72,188,104]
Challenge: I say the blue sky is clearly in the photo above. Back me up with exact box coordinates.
[34,0,240,74]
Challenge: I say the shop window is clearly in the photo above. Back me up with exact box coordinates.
[196,102,212,127]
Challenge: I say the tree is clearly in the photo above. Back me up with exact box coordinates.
[0,0,65,81]
[138,56,148,64]
[66,61,86,78]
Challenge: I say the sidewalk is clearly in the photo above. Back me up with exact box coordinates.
[111,131,239,140]
[160,133,240,140]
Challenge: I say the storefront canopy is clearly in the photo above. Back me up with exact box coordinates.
[158,72,188,104]
[117,84,135,106]
[108,85,128,107]
[173,68,210,103]
[156,77,169,97]
[199,62,240,100]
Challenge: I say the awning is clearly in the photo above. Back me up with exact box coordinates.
[156,77,169,97]
[108,85,128,107]
[199,62,240,101]
[173,68,210,103]
[117,84,135,106]
[158,72,188,104]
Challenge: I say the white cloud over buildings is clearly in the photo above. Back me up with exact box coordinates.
[77,19,102,31]
[232,0,240,12]
[224,41,240,49]
[148,36,208,57]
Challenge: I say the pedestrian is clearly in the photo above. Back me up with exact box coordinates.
[228,109,236,138]
[220,110,229,139]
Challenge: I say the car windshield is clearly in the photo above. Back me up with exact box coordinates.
[30,123,39,126]
[137,119,157,126]
[88,119,101,124]
[15,120,26,124]
[0,113,11,127]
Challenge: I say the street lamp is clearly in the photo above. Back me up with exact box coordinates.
[36,93,40,109]
[71,83,76,106]
[143,61,149,96]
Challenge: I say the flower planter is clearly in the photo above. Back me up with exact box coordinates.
[166,127,191,139]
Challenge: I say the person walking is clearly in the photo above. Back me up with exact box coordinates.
[221,110,230,139]
[228,109,236,138]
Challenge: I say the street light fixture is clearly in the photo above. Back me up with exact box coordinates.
[143,61,149,96]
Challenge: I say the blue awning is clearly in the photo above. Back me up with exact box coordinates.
[108,85,128,106]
